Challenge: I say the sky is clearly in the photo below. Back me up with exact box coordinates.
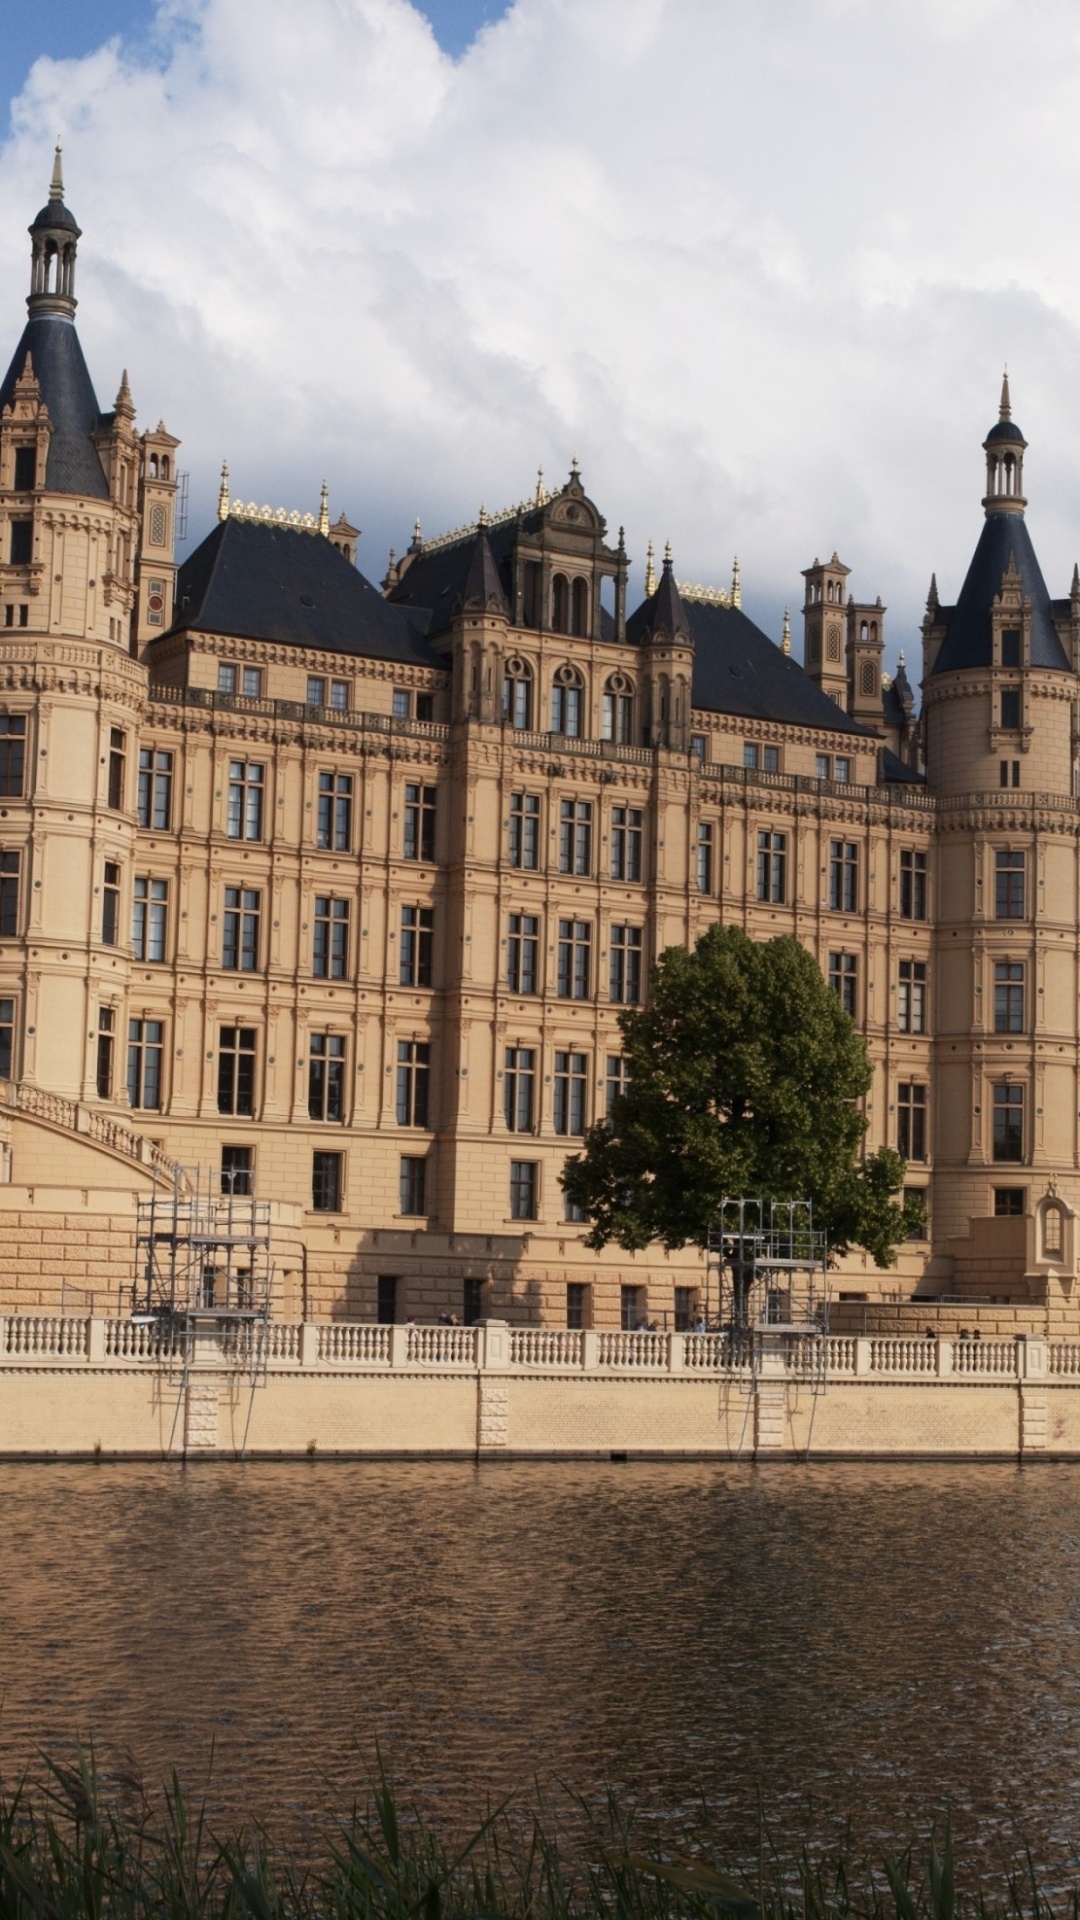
[2,0,1080,667]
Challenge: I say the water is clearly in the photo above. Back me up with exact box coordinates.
[2,1458,1080,1869]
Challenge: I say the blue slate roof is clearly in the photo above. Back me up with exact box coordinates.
[0,315,109,499]
[679,599,869,735]
[930,509,1071,676]
[172,517,441,666]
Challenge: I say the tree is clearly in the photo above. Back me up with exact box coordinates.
[561,925,923,1266]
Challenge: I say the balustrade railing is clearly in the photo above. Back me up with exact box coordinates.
[952,1339,1018,1376]
[598,1330,667,1368]
[870,1336,938,1375]
[510,1328,583,1368]
[318,1324,390,1365]
[1050,1343,1080,1376]
[407,1326,477,1365]
[4,1315,87,1358]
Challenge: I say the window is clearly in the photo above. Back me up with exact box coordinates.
[507,913,539,994]
[828,951,858,1017]
[763,746,779,773]
[0,715,25,800]
[834,756,851,784]
[400,905,433,986]
[127,1018,164,1111]
[553,1051,588,1136]
[0,850,18,938]
[674,1287,696,1332]
[606,1054,630,1118]
[312,1150,344,1212]
[316,771,352,851]
[241,667,262,699]
[610,805,643,881]
[217,663,237,695]
[900,849,927,920]
[557,919,591,999]
[903,1190,928,1238]
[218,1027,256,1116]
[621,1285,642,1331]
[377,1275,399,1324]
[227,761,264,841]
[308,1032,346,1122]
[132,876,168,962]
[1000,688,1021,730]
[396,1040,430,1127]
[757,831,787,904]
[509,792,540,869]
[690,734,707,761]
[551,666,583,737]
[503,658,532,729]
[551,574,569,633]
[1000,759,1021,789]
[108,728,126,810]
[1001,629,1021,667]
[994,1186,1026,1216]
[96,1007,115,1100]
[602,676,633,743]
[307,675,348,710]
[392,689,411,720]
[306,675,326,708]
[610,924,643,1004]
[415,693,433,722]
[992,1084,1024,1162]
[313,896,349,979]
[223,887,260,971]
[564,1191,587,1224]
[994,961,1024,1033]
[815,754,831,781]
[330,678,350,711]
[221,1145,254,1197]
[509,1161,538,1220]
[995,849,1025,919]
[137,747,172,829]
[897,1081,927,1161]
[102,862,121,946]
[860,661,877,697]
[697,822,714,894]
[559,798,592,875]
[571,577,589,637]
[13,447,35,491]
[566,1282,587,1328]
[404,783,436,862]
[743,743,759,770]
[463,1277,483,1324]
[9,521,32,566]
[829,840,858,913]
[898,959,927,1034]
[0,997,15,1079]
[504,1047,535,1132]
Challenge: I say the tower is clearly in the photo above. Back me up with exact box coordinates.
[846,596,885,727]
[802,552,850,707]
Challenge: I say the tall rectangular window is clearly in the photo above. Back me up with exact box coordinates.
[308,1032,346,1122]
[557,919,591,999]
[503,664,532,729]
[898,958,927,1034]
[509,1161,538,1221]
[553,1050,588,1136]
[316,771,353,851]
[829,840,858,912]
[102,862,121,946]
[899,849,927,920]
[217,664,237,695]
[108,729,126,810]
[0,997,15,1080]
[9,521,31,566]
[994,960,1024,1033]
[377,1275,399,1324]
[227,761,264,841]
[606,1054,630,1117]
[221,1145,253,1196]
[509,792,540,869]
[137,747,172,829]
[897,1081,927,1161]
[559,798,592,875]
[330,678,350,711]
[610,805,644,881]
[828,951,858,1016]
[307,676,326,708]
[696,822,713,894]
[995,849,1025,919]
[1000,688,1021,729]
[222,886,260,971]
[610,924,643,1004]
[674,1287,696,1331]
[400,905,433,986]
[399,1156,427,1216]
[392,690,411,720]
[1001,629,1022,667]
[312,1150,343,1211]
[312,896,349,979]
[992,1084,1024,1162]
[403,783,436,862]
[218,1026,256,1115]
[132,876,168,962]
[757,831,787,904]
[396,1040,430,1127]
[504,1047,535,1132]
[0,715,26,798]
[13,447,35,491]
[241,667,262,699]
[127,1018,164,1111]
[621,1285,642,1331]
[507,912,539,994]
[0,850,19,938]
[566,1283,587,1328]
[96,1007,115,1099]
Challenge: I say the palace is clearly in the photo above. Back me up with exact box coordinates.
[0,155,1075,1329]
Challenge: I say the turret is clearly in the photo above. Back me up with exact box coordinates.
[802,552,851,708]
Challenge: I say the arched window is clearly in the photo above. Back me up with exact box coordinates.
[860,660,876,697]
[149,454,159,479]
[161,455,170,479]
[551,664,583,737]
[827,582,834,604]
[551,573,570,633]
[860,621,868,642]
[571,577,589,637]
[870,622,878,642]
[602,674,634,744]
[502,657,533,730]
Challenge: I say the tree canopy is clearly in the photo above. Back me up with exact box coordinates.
[561,924,923,1267]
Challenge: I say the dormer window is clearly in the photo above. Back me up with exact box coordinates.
[13,447,35,492]
[1001,629,1021,667]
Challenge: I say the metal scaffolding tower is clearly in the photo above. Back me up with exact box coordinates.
[132,1169,274,1392]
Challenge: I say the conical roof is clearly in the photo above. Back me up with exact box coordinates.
[930,511,1069,675]
[0,319,108,498]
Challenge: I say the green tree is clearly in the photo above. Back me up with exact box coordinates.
[562,924,923,1265]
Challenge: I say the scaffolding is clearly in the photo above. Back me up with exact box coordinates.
[132,1169,275,1392]
[705,1196,830,1333]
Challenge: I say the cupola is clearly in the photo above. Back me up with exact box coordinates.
[982,371,1026,515]
[28,144,81,321]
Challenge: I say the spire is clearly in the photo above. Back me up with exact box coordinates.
[926,572,939,612]
[411,518,423,551]
[27,142,81,319]
[644,541,656,597]
[1072,562,1079,599]
[218,461,230,522]
[646,542,690,644]
[535,467,545,506]
[731,554,741,610]
[460,525,507,614]
[781,608,791,655]
[114,368,134,421]
[318,480,329,536]
[50,142,64,202]
[1000,366,1011,420]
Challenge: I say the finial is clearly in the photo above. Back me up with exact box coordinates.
[412,517,422,547]
[49,141,64,202]
[1000,366,1011,421]
[898,649,906,669]
[478,503,488,527]
[645,541,656,596]
[732,554,741,609]
[1072,562,1079,598]
[617,524,626,552]
[570,454,580,476]
[927,571,939,610]
[535,467,544,505]
[317,479,329,535]
[781,608,791,655]
[663,540,673,569]
[217,460,230,523]
[114,368,134,420]
[388,547,396,571]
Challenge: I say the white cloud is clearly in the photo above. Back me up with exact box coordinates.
[3,0,1080,661]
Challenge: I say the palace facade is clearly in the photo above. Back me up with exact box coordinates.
[0,157,1075,1325]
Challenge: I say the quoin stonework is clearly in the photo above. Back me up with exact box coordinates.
[0,154,1075,1333]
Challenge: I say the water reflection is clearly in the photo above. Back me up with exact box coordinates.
[1,1460,1079,1867]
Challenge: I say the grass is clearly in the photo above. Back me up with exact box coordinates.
[0,1749,1073,1920]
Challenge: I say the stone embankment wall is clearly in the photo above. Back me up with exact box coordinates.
[1,1318,1079,1459]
